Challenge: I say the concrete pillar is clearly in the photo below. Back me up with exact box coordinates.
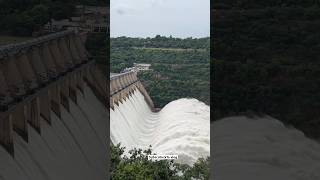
[60,79,70,112]
[113,94,121,105]
[49,40,68,74]
[110,97,114,109]
[68,35,82,65]
[123,89,129,99]
[116,77,122,90]
[27,97,41,134]
[114,78,121,92]
[132,72,138,81]
[114,79,119,93]
[50,85,61,118]
[125,73,131,85]
[28,46,49,85]
[119,77,124,90]
[58,38,74,70]
[110,79,117,95]
[39,90,51,124]
[42,42,58,79]
[122,74,128,86]
[118,94,123,104]
[1,56,26,100]
[96,67,109,95]
[69,73,78,104]
[74,35,88,62]
[128,73,134,83]
[0,115,14,155]
[69,86,77,104]
[83,66,94,84]
[129,73,133,84]
[136,81,155,110]
[132,85,137,95]
[126,73,132,84]
[15,54,38,93]
[70,35,85,63]
[0,69,13,111]
[128,85,132,96]
[12,105,28,141]
[120,76,127,88]
[76,35,88,56]
[76,71,84,95]
[90,66,107,97]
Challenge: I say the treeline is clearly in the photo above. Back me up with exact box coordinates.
[213,1,320,138]
[0,0,107,36]
[111,47,209,72]
[111,144,210,179]
[111,35,210,50]
[214,0,320,9]
[111,36,210,107]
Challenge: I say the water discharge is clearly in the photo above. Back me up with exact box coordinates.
[213,116,320,180]
[0,85,108,180]
[110,89,210,165]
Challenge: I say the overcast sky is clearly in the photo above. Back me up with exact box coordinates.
[110,0,210,38]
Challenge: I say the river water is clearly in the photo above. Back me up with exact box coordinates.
[212,116,320,180]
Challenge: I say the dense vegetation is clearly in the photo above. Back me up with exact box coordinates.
[213,0,320,139]
[111,144,210,180]
[112,35,210,50]
[111,36,210,107]
[86,33,108,72]
[0,0,107,36]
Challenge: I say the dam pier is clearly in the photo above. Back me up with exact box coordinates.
[110,72,154,111]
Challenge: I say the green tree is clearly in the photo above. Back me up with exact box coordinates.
[111,144,210,180]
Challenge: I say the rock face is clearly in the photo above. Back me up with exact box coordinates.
[0,85,108,180]
[212,116,320,180]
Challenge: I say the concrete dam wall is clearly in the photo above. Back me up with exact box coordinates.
[0,31,108,180]
[110,72,210,165]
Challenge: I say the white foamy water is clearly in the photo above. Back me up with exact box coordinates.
[213,116,320,180]
[0,85,108,180]
[110,89,210,165]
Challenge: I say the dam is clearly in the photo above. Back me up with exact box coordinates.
[0,30,108,180]
[0,29,209,179]
[110,72,210,165]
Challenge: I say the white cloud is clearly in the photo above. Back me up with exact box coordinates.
[113,4,135,15]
